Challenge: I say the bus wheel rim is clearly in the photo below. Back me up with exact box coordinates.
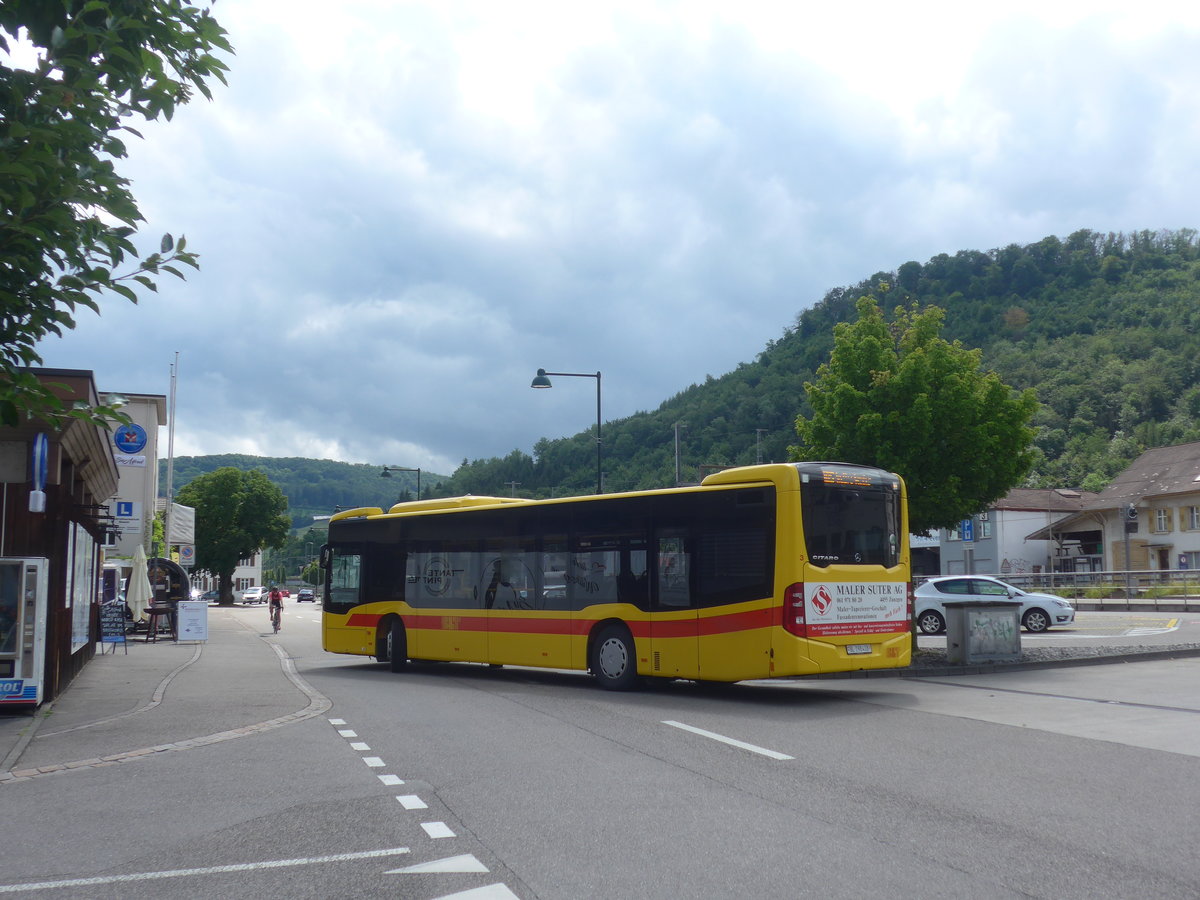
[598,638,627,677]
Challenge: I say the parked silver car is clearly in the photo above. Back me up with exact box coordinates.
[241,586,266,604]
[914,575,1076,634]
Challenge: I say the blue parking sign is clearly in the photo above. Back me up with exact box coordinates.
[962,519,974,542]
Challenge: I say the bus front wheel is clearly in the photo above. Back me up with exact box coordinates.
[386,619,408,672]
[591,625,638,691]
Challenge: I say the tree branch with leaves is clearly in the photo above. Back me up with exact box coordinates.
[0,1,232,425]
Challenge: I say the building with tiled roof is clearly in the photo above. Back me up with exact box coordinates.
[1027,441,1200,573]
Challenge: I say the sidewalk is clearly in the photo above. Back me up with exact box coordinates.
[0,606,327,783]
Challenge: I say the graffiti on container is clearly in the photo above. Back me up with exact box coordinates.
[967,612,1018,654]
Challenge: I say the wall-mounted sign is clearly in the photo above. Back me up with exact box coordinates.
[115,500,142,535]
[114,455,146,468]
[113,423,147,454]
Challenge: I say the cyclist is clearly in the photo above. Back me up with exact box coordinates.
[268,586,283,633]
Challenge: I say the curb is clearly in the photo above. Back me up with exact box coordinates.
[815,645,1200,680]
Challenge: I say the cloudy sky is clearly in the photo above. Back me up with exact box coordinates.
[30,0,1200,476]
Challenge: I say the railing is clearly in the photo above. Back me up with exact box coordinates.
[919,569,1200,607]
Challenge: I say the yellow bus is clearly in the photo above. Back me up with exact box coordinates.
[318,462,911,689]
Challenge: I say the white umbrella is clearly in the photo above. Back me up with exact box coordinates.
[126,544,153,622]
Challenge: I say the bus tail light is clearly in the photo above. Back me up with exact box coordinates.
[783,582,807,637]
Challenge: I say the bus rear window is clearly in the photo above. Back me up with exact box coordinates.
[798,465,900,567]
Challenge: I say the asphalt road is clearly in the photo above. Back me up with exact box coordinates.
[3,606,1198,899]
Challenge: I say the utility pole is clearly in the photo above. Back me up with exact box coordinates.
[674,422,686,486]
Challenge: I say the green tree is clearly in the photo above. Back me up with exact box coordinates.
[175,468,289,605]
[0,1,231,426]
[791,297,1038,534]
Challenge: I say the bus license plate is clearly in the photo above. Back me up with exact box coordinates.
[846,644,872,655]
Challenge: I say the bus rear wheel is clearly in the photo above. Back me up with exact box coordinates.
[591,625,638,691]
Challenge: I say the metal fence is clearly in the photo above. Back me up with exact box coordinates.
[943,569,1200,602]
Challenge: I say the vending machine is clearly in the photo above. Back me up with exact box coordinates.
[0,557,49,708]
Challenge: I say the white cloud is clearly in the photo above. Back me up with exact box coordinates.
[32,0,1200,477]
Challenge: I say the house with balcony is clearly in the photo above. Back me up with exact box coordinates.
[1028,441,1200,574]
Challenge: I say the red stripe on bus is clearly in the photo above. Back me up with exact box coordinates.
[344,606,776,638]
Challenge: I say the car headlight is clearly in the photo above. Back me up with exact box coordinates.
[1052,598,1072,608]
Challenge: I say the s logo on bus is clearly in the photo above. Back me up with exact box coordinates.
[811,584,834,615]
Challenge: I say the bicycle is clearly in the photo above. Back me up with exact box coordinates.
[270,604,281,633]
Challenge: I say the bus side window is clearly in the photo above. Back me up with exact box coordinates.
[541,536,569,610]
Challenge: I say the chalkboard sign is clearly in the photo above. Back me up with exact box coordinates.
[100,601,127,645]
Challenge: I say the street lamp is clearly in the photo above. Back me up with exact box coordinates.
[532,368,603,495]
[381,465,421,500]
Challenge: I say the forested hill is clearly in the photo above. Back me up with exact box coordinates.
[162,455,446,529]
[443,228,1200,497]
[168,228,1200,512]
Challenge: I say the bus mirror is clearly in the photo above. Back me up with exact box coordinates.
[319,545,331,569]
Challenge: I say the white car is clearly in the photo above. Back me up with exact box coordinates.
[241,586,266,604]
[914,575,1075,635]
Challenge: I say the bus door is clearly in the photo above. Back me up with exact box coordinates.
[692,490,775,681]
[405,547,488,662]
[484,535,571,668]
[649,531,698,678]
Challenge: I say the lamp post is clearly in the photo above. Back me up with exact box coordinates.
[532,368,602,495]
[381,465,421,500]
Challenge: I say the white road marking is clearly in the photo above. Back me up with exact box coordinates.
[328,718,346,725]
[338,729,357,738]
[350,742,371,751]
[432,884,520,899]
[378,774,404,786]
[0,847,411,893]
[422,822,455,838]
[662,720,794,760]
[397,794,428,809]
[386,854,488,874]
[363,756,385,767]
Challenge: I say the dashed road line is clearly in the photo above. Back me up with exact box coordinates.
[326,719,519,895]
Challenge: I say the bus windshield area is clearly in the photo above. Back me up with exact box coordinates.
[797,464,901,567]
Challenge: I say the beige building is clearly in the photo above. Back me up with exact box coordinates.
[1031,441,1200,573]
